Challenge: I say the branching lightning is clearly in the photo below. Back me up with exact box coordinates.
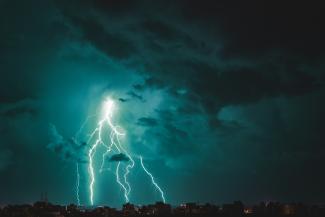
[70,98,166,205]
[88,119,104,206]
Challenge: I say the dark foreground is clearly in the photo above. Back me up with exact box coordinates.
[1,201,325,217]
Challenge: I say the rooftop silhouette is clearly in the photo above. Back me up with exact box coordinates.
[1,200,325,217]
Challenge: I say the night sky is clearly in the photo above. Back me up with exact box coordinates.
[1,0,325,207]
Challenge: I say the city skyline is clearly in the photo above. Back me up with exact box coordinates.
[1,200,325,217]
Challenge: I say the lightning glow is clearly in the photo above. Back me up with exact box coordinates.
[76,163,80,206]
[70,98,167,205]
[140,156,166,203]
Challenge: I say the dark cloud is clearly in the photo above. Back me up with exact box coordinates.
[137,117,158,127]
[181,0,325,58]
[127,91,145,102]
[47,124,87,163]
[108,153,130,162]
[133,77,165,91]
[0,149,13,171]
[118,98,128,103]
[91,0,137,14]
[56,0,324,116]
[164,124,188,138]
[141,20,195,44]
[0,93,35,104]
[0,106,38,117]
[66,16,136,60]
[186,63,320,112]
[137,61,322,120]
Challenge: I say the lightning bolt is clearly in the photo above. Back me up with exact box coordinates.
[116,162,129,202]
[98,100,135,203]
[73,114,97,206]
[76,163,80,206]
[71,98,167,205]
[87,99,134,205]
[88,119,104,206]
[140,156,166,203]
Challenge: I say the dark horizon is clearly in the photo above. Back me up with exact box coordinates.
[2,200,325,217]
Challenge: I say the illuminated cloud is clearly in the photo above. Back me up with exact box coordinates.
[47,124,88,163]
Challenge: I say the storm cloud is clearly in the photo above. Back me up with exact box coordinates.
[47,124,87,163]
[1,0,325,206]
[136,117,158,127]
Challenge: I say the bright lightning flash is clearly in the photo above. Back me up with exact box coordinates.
[75,98,166,205]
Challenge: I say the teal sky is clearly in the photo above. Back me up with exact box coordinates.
[1,0,325,207]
